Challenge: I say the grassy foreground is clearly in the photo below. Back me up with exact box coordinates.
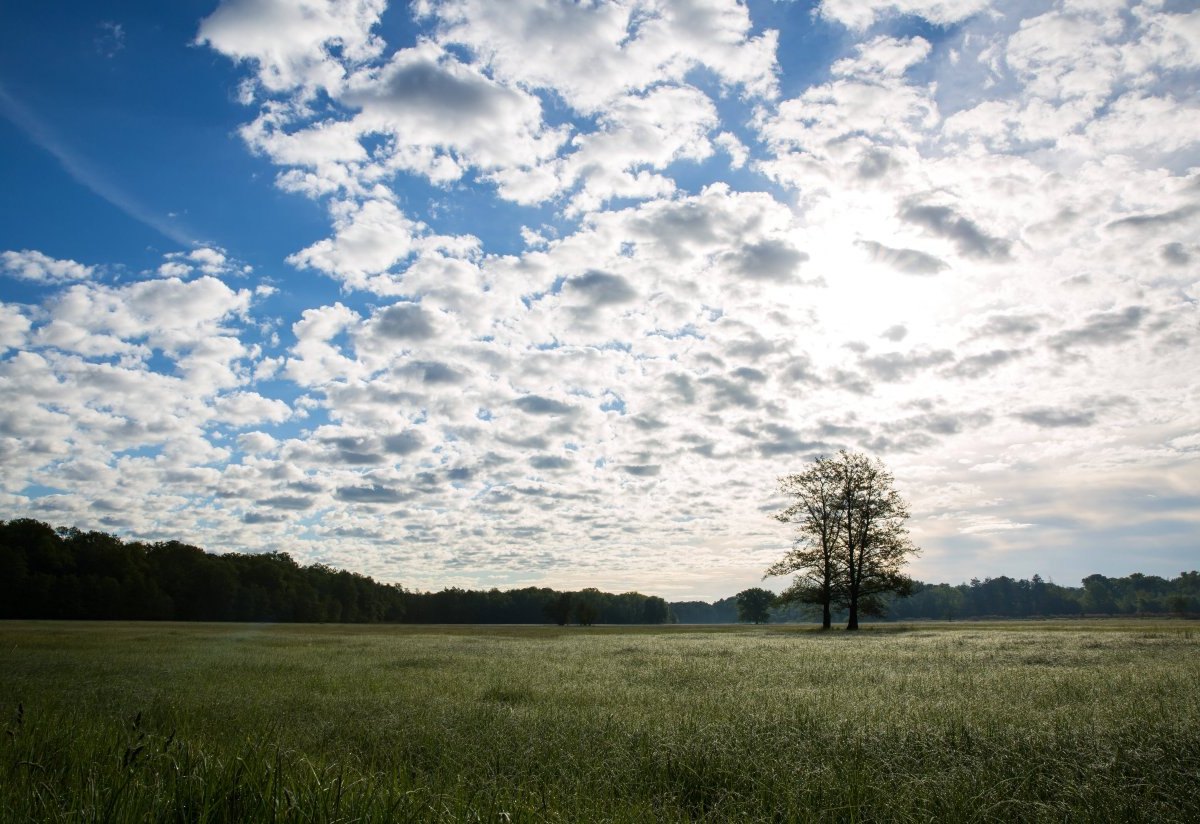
[1,621,1198,822]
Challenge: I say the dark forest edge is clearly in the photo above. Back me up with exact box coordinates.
[2,518,1197,624]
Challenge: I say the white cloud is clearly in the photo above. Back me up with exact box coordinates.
[765,37,935,144]
[818,0,993,31]
[237,431,280,454]
[196,0,387,97]
[286,199,480,292]
[284,301,363,386]
[1080,93,1200,156]
[187,247,233,274]
[715,131,748,168]
[551,84,721,214]
[243,116,368,170]
[288,199,423,284]
[426,0,778,113]
[0,304,32,352]
[941,3,1200,164]
[346,41,564,176]
[157,246,243,279]
[37,276,253,359]
[1,249,95,283]
[957,517,1034,535]
[208,0,782,241]
[214,391,293,426]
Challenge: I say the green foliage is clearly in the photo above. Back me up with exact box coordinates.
[0,519,406,623]
[0,520,674,625]
[544,591,572,625]
[669,597,740,623]
[735,587,775,624]
[885,573,1200,621]
[574,599,598,626]
[641,595,671,624]
[1,621,1198,822]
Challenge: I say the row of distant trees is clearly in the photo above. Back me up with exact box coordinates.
[0,519,670,624]
[2,518,1195,624]
[401,586,670,625]
[0,519,406,623]
[888,572,1200,620]
[729,571,1200,624]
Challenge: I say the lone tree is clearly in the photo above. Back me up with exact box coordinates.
[768,450,917,630]
[736,587,776,624]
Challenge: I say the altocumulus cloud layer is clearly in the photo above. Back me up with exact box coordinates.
[2,0,1199,598]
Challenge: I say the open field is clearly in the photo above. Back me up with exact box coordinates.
[2,620,1198,822]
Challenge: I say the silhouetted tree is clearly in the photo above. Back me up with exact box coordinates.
[641,595,671,624]
[574,600,598,626]
[670,598,738,623]
[736,587,775,624]
[544,592,572,626]
[767,452,918,630]
[834,451,917,630]
[767,456,846,629]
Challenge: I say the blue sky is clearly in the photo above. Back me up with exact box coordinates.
[2,0,1198,600]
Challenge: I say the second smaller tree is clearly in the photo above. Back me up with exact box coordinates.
[735,587,776,624]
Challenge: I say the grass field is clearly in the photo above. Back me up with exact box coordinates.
[2,620,1198,822]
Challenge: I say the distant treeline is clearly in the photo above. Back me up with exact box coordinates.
[0,519,669,624]
[747,573,1198,623]
[1,519,1196,623]
[880,573,1200,621]
[660,576,1200,623]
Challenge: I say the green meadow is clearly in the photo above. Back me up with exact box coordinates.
[2,621,1198,822]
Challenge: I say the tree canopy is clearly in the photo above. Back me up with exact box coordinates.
[768,451,918,630]
[735,587,776,624]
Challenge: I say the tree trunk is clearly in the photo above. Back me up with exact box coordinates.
[846,578,860,630]
[846,541,860,630]
[821,601,831,630]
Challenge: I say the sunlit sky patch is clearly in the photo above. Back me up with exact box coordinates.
[2,0,1198,600]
